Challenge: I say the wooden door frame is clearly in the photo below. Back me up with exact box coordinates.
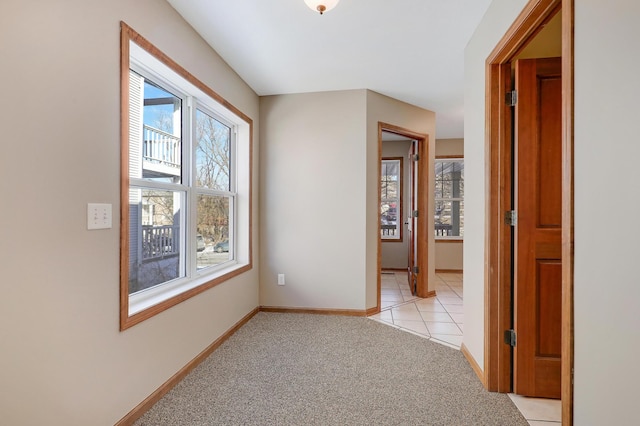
[484,0,574,424]
[377,122,431,310]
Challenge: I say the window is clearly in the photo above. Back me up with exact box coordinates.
[434,158,464,239]
[120,23,252,329]
[381,158,402,241]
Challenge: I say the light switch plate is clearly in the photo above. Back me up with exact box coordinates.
[88,203,112,230]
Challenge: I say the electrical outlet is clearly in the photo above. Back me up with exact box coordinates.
[88,203,112,230]
[277,274,285,285]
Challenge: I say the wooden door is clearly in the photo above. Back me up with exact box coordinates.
[513,57,562,399]
[407,141,418,294]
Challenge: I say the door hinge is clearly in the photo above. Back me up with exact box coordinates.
[412,210,419,217]
[413,266,419,274]
[412,154,419,161]
[506,90,517,106]
[504,329,516,347]
[505,210,517,226]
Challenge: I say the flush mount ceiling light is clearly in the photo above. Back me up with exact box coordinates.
[304,0,340,15]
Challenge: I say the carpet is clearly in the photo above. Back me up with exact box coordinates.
[135,312,528,425]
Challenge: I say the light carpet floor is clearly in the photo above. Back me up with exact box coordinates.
[135,312,528,425]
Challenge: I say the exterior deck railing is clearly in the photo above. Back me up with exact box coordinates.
[143,125,180,169]
[435,223,453,237]
[381,224,398,237]
[142,224,179,260]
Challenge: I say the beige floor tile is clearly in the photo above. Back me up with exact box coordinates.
[414,296,440,303]
[437,296,463,305]
[448,313,464,323]
[393,302,419,311]
[507,394,562,422]
[380,295,404,304]
[373,310,393,321]
[381,301,397,309]
[442,304,464,313]
[370,317,400,329]
[391,308,423,321]
[415,300,447,313]
[430,334,463,348]
[420,311,454,322]
[394,320,430,336]
[425,321,462,335]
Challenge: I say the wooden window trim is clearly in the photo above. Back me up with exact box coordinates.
[119,22,253,330]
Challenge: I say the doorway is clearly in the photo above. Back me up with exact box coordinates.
[484,0,574,424]
[377,123,431,311]
[375,124,464,347]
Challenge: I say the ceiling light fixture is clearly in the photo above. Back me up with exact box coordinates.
[304,0,340,15]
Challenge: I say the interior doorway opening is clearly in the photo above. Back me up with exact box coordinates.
[376,123,431,312]
[484,0,574,423]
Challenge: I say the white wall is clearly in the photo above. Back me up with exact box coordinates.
[0,1,260,424]
[466,0,640,423]
[573,1,640,423]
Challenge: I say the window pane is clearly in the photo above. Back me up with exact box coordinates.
[129,188,184,294]
[435,161,464,198]
[435,160,464,238]
[196,109,231,191]
[196,194,230,270]
[381,181,398,200]
[138,76,182,183]
[381,158,401,239]
[435,200,464,237]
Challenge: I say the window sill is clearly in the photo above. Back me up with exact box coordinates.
[435,238,463,243]
[128,260,246,317]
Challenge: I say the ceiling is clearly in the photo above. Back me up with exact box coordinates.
[166,0,494,139]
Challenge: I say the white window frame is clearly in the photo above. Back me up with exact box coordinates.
[120,23,252,330]
[434,157,464,240]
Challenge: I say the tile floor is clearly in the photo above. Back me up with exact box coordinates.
[369,271,464,349]
[368,270,562,425]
